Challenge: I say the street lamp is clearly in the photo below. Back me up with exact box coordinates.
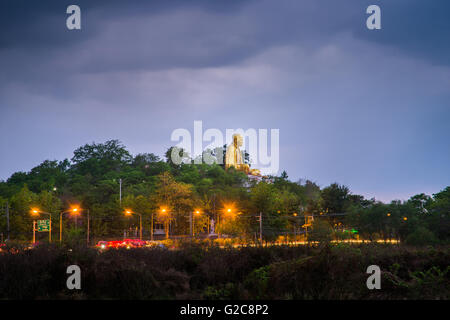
[30,208,52,243]
[218,204,236,238]
[159,207,170,239]
[30,209,39,244]
[191,209,201,237]
[292,213,298,240]
[60,206,82,243]
[124,209,142,241]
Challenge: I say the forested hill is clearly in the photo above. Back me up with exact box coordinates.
[0,140,448,244]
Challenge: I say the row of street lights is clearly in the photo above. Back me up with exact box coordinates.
[31,206,89,244]
[30,206,410,245]
[124,207,208,241]
[30,205,226,244]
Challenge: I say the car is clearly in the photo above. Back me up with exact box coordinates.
[96,241,109,250]
[96,239,166,250]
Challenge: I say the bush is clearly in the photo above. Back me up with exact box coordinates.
[0,243,448,299]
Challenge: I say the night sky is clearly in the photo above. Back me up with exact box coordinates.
[0,0,449,202]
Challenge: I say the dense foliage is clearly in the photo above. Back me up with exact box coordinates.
[0,243,448,300]
[0,140,448,244]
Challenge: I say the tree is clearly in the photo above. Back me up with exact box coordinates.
[9,185,38,240]
[408,193,432,213]
[71,140,132,178]
[321,183,351,213]
[165,147,191,172]
[428,187,450,241]
[246,182,287,242]
[302,180,322,215]
[152,172,195,236]
[132,153,160,168]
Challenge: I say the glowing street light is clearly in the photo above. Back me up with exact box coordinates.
[292,212,299,239]
[190,209,202,237]
[403,217,408,221]
[387,213,391,217]
[222,203,239,219]
[60,206,85,243]
[159,207,170,239]
[124,209,142,241]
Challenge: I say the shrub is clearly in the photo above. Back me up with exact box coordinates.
[0,243,448,299]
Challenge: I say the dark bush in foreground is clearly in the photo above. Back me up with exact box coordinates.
[0,243,448,300]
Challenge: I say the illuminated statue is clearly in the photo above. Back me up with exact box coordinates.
[225,134,261,176]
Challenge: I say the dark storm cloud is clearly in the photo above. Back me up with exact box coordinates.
[2,0,449,69]
[0,0,449,201]
[354,0,450,66]
[0,0,253,49]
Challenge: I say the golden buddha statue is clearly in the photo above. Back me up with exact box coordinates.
[225,134,261,176]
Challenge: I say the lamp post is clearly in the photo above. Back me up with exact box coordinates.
[60,207,80,243]
[219,206,234,239]
[125,209,142,241]
[293,213,298,242]
[191,210,201,237]
[160,207,169,239]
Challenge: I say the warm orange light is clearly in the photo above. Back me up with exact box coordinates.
[160,207,168,214]
[30,208,40,216]
[70,206,81,215]
[293,213,298,217]
[403,217,408,221]
[124,209,133,216]
[194,210,201,215]
[221,203,237,217]
[387,213,391,217]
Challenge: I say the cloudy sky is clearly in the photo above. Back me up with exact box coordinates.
[0,0,449,201]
